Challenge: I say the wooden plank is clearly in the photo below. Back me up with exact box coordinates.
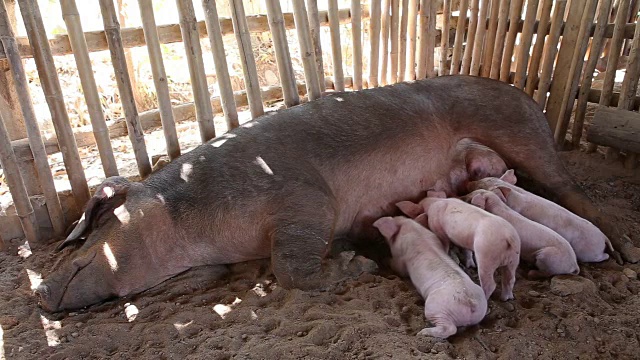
[60,0,119,178]
[617,15,640,168]
[17,0,90,207]
[399,0,410,80]
[450,0,469,74]
[425,0,437,77]
[524,0,553,95]
[470,0,490,75]
[380,0,391,85]
[439,0,452,76]
[405,0,419,79]
[369,0,382,86]
[0,0,66,237]
[202,0,240,129]
[328,0,345,90]
[351,0,364,89]
[499,0,524,81]
[390,0,400,83]
[513,0,539,88]
[481,0,501,77]
[292,0,322,98]
[461,0,480,74]
[489,0,511,79]
[100,0,151,178]
[533,0,567,106]
[586,108,640,154]
[307,0,326,91]
[265,0,300,106]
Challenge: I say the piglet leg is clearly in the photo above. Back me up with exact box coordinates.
[418,311,458,339]
[464,249,477,268]
[499,261,518,301]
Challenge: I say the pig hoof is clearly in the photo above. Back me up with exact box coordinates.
[500,292,515,302]
[417,325,456,339]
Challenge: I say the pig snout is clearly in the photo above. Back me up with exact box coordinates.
[34,284,55,312]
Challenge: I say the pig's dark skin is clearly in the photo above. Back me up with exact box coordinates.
[36,75,626,312]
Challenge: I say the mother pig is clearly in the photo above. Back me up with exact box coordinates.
[36,75,616,312]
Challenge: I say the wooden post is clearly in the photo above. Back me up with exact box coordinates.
[461,0,480,75]
[0,111,41,243]
[416,0,428,78]
[351,0,363,89]
[481,0,501,77]
[533,0,567,106]
[405,0,418,79]
[616,14,640,168]
[572,0,614,148]
[265,0,300,106]
[524,0,553,95]
[489,0,511,79]
[513,0,539,88]
[0,1,66,236]
[439,0,452,76]
[328,0,345,91]
[138,0,181,159]
[390,0,400,83]
[470,0,490,76]
[380,0,391,85]
[553,0,598,145]
[399,0,410,80]
[500,0,523,82]
[307,0,326,91]
[426,0,436,77]
[18,0,90,208]
[369,0,382,86]
[292,0,322,98]
[60,0,119,178]
[451,0,469,74]
[100,0,151,178]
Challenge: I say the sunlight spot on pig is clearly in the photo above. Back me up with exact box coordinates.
[114,204,130,225]
[103,243,119,273]
[173,320,193,333]
[0,325,5,359]
[250,310,258,320]
[39,315,61,347]
[137,209,144,218]
[254,156,273,175]
[124,303,139,322]
[213,297,242,319]
[334,97,344,102]
[199,155,206,162]
[180,163,193,182]
[242,121,257,128]
[17,240,32,259]
[103,186,114,198]
[211,138,228,148]
[25,269,43,291]
[156,193,165,204]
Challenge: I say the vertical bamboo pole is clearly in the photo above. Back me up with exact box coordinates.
[60,0,118,178]
[292,0,322,98]
[406,0,418,79]
[138,0,181,159]
[390,0,400,83]
[352,0,363,89]
[451,0,469,74]
[307,0,326,91]
[462,0,480,75]
[533,0,567,106]
[0,111,41,243]
[202,0,240,129]
[426,0,436,77]
[500,0,524,82]
[524,0,553,95]
[513,0,539,88]
[439,0,452,76]
[399,0,410,80]
[18,0,90,208]
[553,0,597,145]
[380,0,391,85]
[571,0,614,148]
[619,16,640,168]
[0,1,65,236]
[100,0,151,178]
[369,0,382,86]
[470,0,490,75]
[265,0,300,106]
[328,0,345,91]
[416,0,428,78]
[481,0,501,77]
[489,0,511,79]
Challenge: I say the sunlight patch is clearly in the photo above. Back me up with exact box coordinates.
[39,315,61,347]
[173,320,194,333]
[250,310,258,320]
[211,138,228,148]
[103,243,118,273]
[0,325,4,360]
[114,204,130,225]
[25,269,43,291]
[180,163,193,182]
[334,97,344,102]
[213,297,242,319]
[251,280,274,297]
[102,186,114,198]
[17,241,32,259]
[242,121,257,128]
[124,303,138,322]
[156,193,165,204]
[254,156,273,175]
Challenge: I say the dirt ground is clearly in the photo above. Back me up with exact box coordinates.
[1,149,640,360]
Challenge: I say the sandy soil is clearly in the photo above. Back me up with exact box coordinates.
[1,149,639,360]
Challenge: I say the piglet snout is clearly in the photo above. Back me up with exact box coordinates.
[34,283,56,312]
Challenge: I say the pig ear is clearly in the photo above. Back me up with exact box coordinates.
[500,169,517,184]
[396,201,423,218]
[427,190,447,198]
[56,176,132,251]
[373,217,399,239]
[492,187,508,202]
[414,213,429,227]
[470,194,486,209]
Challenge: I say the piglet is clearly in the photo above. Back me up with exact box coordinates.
[397,191,521,301]
[467,170,610,263]
[373,215,487,339]
[464,189,580,278]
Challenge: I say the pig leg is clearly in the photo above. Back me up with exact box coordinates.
[269,188,377,290]
[419,302,458,338]
[499,261,518,301]
[464,249,477,268]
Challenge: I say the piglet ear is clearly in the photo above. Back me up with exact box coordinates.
[492,187,509,202]
[427,190,447,198]
[373,217,399,239]
[414,213,429,227]
[470,194,487,209]
[396,201,423,218]
[500,169,517,184]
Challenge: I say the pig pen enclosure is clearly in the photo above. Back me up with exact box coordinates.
[1,0,640,358]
